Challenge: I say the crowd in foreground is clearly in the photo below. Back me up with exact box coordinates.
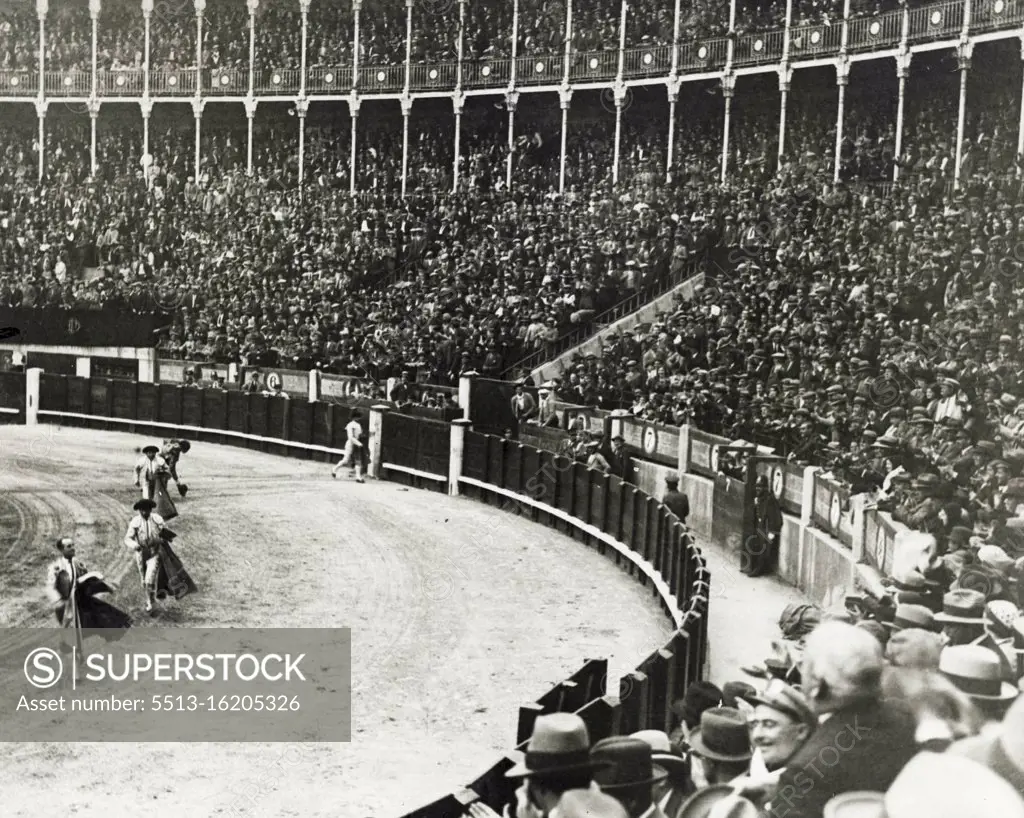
[0,0,945,74]
[464,597,1024,818]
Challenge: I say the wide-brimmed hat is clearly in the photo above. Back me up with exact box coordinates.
[822,792,885,818]
[884,628,943,670]
[590,736,667,791]
[884,752,1024,818]
[505,713,599,778]
[938,645,1019,702]
[677,788,761,818]
[949,692,1024,793]
[985,600,1022,640]
[133,498,157,512]
[142,445,160,455]
[745,679,815,727]
[688,707,752,763]
[630,730,689,777]
[885,603,938,632]
[934,589,987,624]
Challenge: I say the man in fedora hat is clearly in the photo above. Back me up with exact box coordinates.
[505,713,604,818]
[938,644,1019,721]
[591,736,669,818]
[631,730,695,817]
[766,623,917,818]
[687,707,752,788]
[934,589,988,645]
[124,498,166,615]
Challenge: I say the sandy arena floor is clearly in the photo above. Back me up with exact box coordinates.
[0,424,676,818]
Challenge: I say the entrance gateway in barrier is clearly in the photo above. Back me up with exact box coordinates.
[0,367,710,818]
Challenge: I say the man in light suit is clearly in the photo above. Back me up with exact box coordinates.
[124,498,166,614]
[134,445,169,501]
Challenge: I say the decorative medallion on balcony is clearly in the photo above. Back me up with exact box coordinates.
[643,52,654,65]
[379,70,388,82]
[930,9,942,24]
[535,60,545,74]
[63,75,72,87]
[697,44,709,60]
[480,64,491,76]
[9,75,19,86]
[168,75,178,86]
[753,38,764,52]
[324,72,335,84]
[810,29,822,44]
[995,0,1005,12]
[219,73,230,86]
[869,20,881,35]
[272,72,281,85]
[589,56,600,69]
[428,68,438,81]
[116,74,126,87]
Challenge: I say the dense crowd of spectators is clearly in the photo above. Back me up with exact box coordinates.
[0,0,973,74]
[468,602,1024,818]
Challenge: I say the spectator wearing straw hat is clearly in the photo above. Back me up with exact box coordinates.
[950,691,1024,793]
[631,730,696,817]
[938,644,1020,722]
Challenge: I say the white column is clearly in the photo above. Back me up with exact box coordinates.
[777,65,792,167]
[296,98,308,187]
[142,0,151,97]
[36,0,46,105]
[833,55,850,185]
[894,51,911,181]
[75,357,91,379]
[26,368,42,427]
[452,91,465,193]
[138,349,156,383]
[505,90,518,191]
[954,42,972,190]
[244,97,257,176]
[307,369,319,402]
[348,92,360,195]
[448,419,472,497]
[1019,38,1024,156]
[720,72,736,183]
[89,0,99,102]
[458,371,476,420]
[247,0,257,99]
[612,83,628,186]
[352,0,362,89]
[671,0,681,76]
[299,0,309,97]
[404,0,412,91]
[678,423,690,475]
[666,77,679,183]
[558,86,572,193]
[609,409,629,440]
[616,0,627,82]
[400,94,412,197]
[368,404,389,479]
[139,98,153,185]
[191,97,205,181]
[35,99,47,182]
[194,0,205,94]
[88,99,100,178]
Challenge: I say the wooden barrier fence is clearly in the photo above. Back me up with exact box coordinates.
[1,368,710,818]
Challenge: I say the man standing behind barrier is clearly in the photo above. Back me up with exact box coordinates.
[743,475,782,577]
[663,475,689,526]
[605,435,635,485]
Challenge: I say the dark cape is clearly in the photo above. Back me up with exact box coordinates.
[54,572,132,635]
[155,536,198,601]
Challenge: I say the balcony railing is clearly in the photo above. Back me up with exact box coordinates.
[0,0,1021,104]
[0,71,38,96]
[44,70,90,96]
[847,10,903,51]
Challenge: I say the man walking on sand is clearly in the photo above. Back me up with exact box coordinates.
[332,410,367,483]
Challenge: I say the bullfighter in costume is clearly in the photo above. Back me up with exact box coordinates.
[124,499,197,615]
[46,537,131,663]
[134,444,178,519]
[160,438,191,497]
[332,410,367,483]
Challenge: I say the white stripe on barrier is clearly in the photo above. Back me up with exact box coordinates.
[382,462,447,483]
[36,411,346,456]
[459,475,685,629]
[0,407,20,414]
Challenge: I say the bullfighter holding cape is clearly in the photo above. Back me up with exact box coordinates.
[46,537,131,659]
[124,499,197,615]
[134,444,178,520]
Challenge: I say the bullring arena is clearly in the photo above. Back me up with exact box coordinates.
[0,422,797,817]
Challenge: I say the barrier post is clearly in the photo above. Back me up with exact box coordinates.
[368,403,390,479]
[609,408,629,440]
[678,423,690,474]
[449,418,472,497]
[458,370,477,420]
[25,367,41,426]
[137,348,156,383]
[850,493,868,562]
[228,362,239,385]
[385,377,397,401]
[801,466,817,526]
[308,369,319,402]
[75,357,91,379]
